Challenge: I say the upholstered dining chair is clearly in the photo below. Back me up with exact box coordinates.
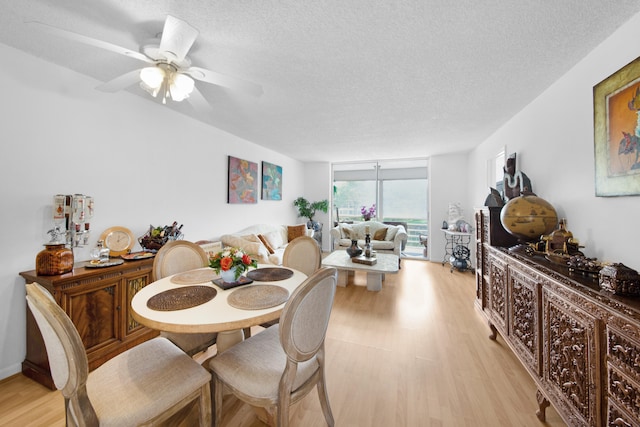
[282,235,322,276]
[152,240,221,356]
[25,282,212,426]
[209,267,338,427]
[260,235,322,330]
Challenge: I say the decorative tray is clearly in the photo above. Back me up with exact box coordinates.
[121,251,156,261]
[85,259,124,268]
[212,276,254,290]
[246,267,294,281]
[227,285,289,310]
[147,285,217,311]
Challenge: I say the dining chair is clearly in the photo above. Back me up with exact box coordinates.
[209,267,338,427]
[282,235,322,276]
[25,282,212,426]
[153,240,221,356]
[260,235,322,329]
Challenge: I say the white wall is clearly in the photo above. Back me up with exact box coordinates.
[467,11,640,268]
[302,163,332,251]
[429,153,470,263]
[0,43,307,380]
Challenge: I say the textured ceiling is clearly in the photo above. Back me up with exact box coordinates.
[1,1,640,162]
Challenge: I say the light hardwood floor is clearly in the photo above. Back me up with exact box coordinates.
[0,259,566,426]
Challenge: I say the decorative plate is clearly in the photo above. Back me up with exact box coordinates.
[85,259,124,268]
[100,226,136,257]
[121,251,155,261]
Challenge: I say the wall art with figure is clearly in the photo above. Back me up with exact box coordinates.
[227,156,258,204]
[594,56,640,196]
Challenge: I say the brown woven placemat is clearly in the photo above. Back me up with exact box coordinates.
[171,268,216,285]
[227,285,289,310]
[147,286,217,311]
[246,267,294,282]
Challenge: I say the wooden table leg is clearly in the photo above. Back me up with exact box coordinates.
[216,329,244,353]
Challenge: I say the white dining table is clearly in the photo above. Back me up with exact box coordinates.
[130,264,307,352]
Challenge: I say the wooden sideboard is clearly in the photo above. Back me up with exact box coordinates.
[475,207,640,426]
[19,258,159,389]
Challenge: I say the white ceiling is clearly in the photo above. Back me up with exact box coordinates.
[2,1,640,163]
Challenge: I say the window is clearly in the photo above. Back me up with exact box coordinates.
[332,159,428,257]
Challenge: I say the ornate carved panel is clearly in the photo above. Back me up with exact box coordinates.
[608,326,640,424]
[126,274,149,334]
[608,399,636,427]
[508,267,541,376]
[489,254,508,331]
[543,288,598,426]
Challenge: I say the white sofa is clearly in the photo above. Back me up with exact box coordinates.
[219,224,313,265]
[330,221,407,259]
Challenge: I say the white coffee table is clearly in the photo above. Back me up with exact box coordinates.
[321,250,399,291]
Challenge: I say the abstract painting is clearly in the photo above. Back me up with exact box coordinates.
[227,156,258,204]
[261,161,282,200]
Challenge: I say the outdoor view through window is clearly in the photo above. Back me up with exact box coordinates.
[332,160,428,257]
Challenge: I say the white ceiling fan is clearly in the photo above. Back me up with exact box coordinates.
[28,15,263,109]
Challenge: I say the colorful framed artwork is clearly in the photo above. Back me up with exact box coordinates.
[594,56,640,197]
[261,161,283,200]
[227,156,258,204]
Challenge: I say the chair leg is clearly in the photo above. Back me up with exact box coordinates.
[317,375,335,426]
[199,383,212,427]
[213,375,224,427]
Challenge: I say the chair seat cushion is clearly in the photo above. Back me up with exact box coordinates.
[210,325,319,401]
[86,337,211,427]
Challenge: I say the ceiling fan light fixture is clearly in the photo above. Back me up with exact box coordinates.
[140,66,165,90]
[170,73,194,101]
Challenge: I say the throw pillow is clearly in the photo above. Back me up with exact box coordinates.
[262,230,284,251]
[257,234,275,254]
[385,226,399,241]
[373,227,388,240]
[340,223,353,239]
[287,224,307,242]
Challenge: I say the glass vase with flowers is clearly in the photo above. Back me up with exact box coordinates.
[360,204,376,221]
[209,247,257,282]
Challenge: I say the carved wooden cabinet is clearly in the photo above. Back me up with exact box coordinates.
[474,207,640,426]
[20,258,159,389]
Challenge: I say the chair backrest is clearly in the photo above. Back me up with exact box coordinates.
[25,282,99,425]
[152,240,209,281]
[279,267,337,362]
[282,236,321,277]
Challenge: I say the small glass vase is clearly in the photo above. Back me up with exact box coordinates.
[220,266,238,283]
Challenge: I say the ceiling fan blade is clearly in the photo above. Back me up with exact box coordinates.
[158,15,198,63]
[187,86,214,117]
[185,66,263,97]
[27,21,153,64]
[96,69,143,92]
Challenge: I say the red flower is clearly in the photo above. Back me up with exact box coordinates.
[220,257,233,271]
[242,254,252,265]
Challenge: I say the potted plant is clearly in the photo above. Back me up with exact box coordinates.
[293,197,329,230]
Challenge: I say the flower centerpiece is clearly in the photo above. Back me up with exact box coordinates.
[209,247,258,282]
[360,204,376,221]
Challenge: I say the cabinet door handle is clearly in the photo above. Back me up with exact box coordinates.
[116,305,121,311]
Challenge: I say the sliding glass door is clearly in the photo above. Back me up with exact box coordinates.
[332,159,428,258]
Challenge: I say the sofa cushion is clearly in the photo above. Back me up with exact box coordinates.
[257,234,275,254]
[373,227,388,240]
[262,230,284,250]
[385,227,398,241]
[220,234,270,263]
[339,223,353,239]
[287,224,307,242]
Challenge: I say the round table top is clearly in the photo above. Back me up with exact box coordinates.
[131,264,307,334]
